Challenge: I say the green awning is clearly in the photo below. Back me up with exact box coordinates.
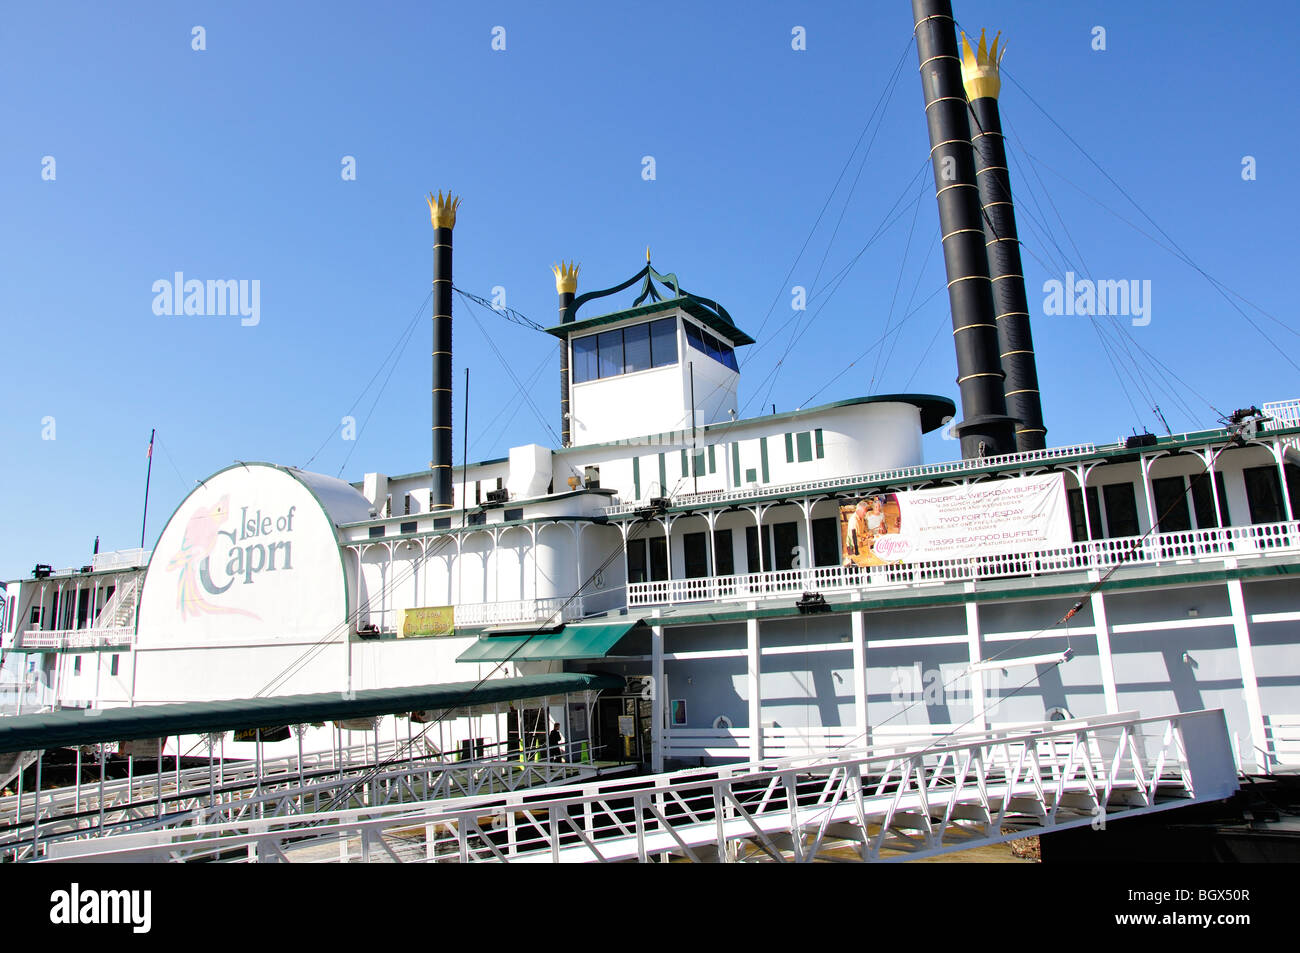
[0,672,624,753]
[457,620,647,662]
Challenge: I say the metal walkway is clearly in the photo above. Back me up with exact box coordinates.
[5,739,626,862]
[38,709,1238,863]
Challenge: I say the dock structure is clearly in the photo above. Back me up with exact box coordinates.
[31,708,1239,863]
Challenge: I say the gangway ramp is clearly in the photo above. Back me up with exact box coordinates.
[39,709,1238,863]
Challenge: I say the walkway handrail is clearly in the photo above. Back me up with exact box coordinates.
[35,709,1238,864]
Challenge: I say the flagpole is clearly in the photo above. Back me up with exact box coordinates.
[141,429,155,549]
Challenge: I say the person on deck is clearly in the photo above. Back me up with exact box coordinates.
[548,723,564,762]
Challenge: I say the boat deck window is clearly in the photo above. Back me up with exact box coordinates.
[684,320,738,371]
[572,317,677,383]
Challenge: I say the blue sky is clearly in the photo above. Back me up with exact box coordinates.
[2,0,1296,578]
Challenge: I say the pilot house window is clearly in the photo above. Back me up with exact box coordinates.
[572,317,678,384]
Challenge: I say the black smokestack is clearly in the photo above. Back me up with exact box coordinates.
[554,261,579,447]
[428,191,459,510]
[961,29,1046,451]
[913,0,1015,459]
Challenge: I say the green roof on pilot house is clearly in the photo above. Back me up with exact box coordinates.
[545,255,755,346]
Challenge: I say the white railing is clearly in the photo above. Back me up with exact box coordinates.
[629,520,1300,608]
[1263,399,1300,430]
[41,710,1237,864]
[1264,399,1300,453]
[605,443,1097,514]
[453,597,585,628]
[7,739,616,862]
[17,627,136,650]
[364,586,629,632]
[91,549,151,572]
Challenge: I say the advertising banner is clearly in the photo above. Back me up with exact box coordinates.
[840,473,1071,566]
[400,606,456,638]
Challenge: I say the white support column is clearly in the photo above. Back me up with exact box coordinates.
[851,611,868,748]
[1075,464,1096,540]
[1227,574,1269,772]
[1201,448,1225,528]
[572,524,583,614]
[1089,590,1120,714]
[661,516,675,585]
[800,500,814,577]
[705,511,717,577]
[747,610,761,762]
[1139,454,1158,533]
[651,625,665,773]
[964,593,987,732]
[1271,441,1294,522]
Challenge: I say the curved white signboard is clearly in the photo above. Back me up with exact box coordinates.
[136,463,361,645]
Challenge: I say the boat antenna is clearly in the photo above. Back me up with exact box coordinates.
[141,428,155,549]
[1153,404,1173,437]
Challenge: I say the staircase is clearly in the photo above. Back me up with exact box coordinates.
[93,578,141,630]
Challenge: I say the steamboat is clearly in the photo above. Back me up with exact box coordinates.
[1,3,1297,828]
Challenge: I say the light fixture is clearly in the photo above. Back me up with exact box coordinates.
[968,648,1073,674]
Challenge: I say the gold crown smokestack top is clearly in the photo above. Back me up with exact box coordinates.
[428,191,460,510]
[912,0,1016,459]
[961,29,1047,452]
[554,261,579,447]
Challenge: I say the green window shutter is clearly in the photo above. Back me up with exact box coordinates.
[760,437,770,483]
[680,448,688,478]
[708,444,716,473]
[693,449,705,476]
[784,432,794,463]
[732,443,741,486]
[633,457,641,500]
[745,468,757,484]
[658,453,666,496]
[796,431,812,463]
[815,428,824,459]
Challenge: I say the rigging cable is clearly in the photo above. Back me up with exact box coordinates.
[300,290,432,472]
[743,33,918,352]
[998,66,1300,375]
[457,290,562,446]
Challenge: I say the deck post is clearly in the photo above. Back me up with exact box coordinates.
[652,626,665,772]
[74,745,82,828]
[1090,591,1120,714]
[1270,440,1294,522]
[97,743,106,834]
[31,751,41,856]
[965,594,988,731]
[1226,573,1269,772]
[747,610,762,761]
[851,611,869,748]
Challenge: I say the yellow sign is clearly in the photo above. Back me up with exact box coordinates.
[401,606,456,638]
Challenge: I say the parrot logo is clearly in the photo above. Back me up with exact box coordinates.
[167,494,260,621]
